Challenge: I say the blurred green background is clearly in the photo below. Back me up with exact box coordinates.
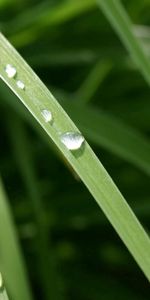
[0,0,150,299]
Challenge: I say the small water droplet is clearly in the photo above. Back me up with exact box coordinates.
[60,132,85,150]
[5,64,17,78]
[41,109,53,123]
[16,80,25,90]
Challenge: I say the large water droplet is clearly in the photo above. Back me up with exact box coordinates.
[16,80,25,90]
[41,109,53,123]
[60,132,85,150]
[5,64,17,78]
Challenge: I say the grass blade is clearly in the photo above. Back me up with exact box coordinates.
[76,59,113,104]
[7,115,65,300]
[2,80,150,177]
[96,0,150,85]
[0,32,150,281]
[7,0,96,47]
[0,178,33,300]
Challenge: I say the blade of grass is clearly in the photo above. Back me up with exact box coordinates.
[0,32,150,280]
[2,81,150,177]
[0,81,78,179]
[7,115,65,300]
[96,0,150,85]
[26,50,97,67]
[6,0,95,32]
[0,177,33,300]
[7,0,96,48]
[76,59,113,104]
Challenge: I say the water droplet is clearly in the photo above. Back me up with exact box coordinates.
[60,132,85,150]
[5,64,17,78]
[41,109,53,123]
[16,80,25,90]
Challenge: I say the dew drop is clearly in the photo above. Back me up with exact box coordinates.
[5,64,17,78]
[41,109,53,123]
[16,80,25,90]
[60,132,85,150]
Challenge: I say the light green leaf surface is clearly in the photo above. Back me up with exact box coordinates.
[0,33,150,281]
[0,289,9,300]
[0,273,9,300]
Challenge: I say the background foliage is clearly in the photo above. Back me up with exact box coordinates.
[0,0,150,299]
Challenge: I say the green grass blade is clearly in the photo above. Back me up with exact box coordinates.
[8,0,96,47]
[96,0,150,85]
[76,59,113,104]
[2,80,150,177]
[0,178,33,300]
[26,50,97,67]
[0,32,150,281]
[7,115,65,300]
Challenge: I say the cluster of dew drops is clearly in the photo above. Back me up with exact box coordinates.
[5,64,85,151]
